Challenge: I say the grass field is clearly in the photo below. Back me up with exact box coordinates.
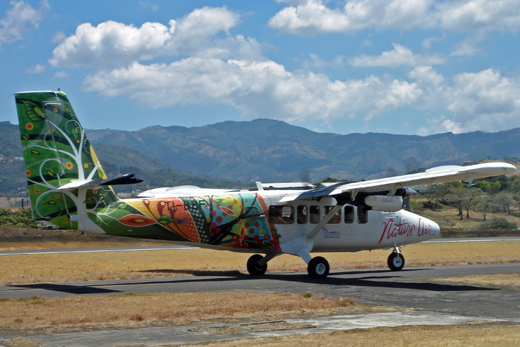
[1,241,520,285]
[189,325,520,347]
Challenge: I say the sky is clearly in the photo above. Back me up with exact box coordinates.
[1,0,520,136]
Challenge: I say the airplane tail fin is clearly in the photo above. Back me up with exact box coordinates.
[15,91,115,229]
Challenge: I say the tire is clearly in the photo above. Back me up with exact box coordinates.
[307,256,330,279]
[247,254,267,276]
[387,252,405,271]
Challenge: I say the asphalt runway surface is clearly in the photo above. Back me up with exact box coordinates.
[1,262,519,319]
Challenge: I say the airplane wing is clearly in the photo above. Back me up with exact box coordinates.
[279,162,517,203]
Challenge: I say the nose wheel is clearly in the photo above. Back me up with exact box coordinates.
[387,252,405,271]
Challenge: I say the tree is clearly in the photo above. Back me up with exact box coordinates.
[474,195,494,220]
[444,187,467,220]
[474,180,501,193]
[422,183,450,210]
[460,188,482,219]
[0,208,39,228]
[493,191,514,215]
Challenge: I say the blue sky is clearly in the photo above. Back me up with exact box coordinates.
[1,0,520,136]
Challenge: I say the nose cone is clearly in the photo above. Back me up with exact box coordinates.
[430,220,440,239]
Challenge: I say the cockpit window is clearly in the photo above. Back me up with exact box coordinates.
[344,206,354,224]
[357,206,369,224]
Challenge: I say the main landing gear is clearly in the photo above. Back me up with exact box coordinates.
[307,256,330,279]
[247,254,331,279]
[247,254,267,276]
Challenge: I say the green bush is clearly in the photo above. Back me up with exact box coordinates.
[0,208,39,228]
[478,217,517,230]
[422,200,443,210]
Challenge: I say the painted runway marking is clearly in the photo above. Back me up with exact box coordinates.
[0,245,199,256]
[1,237,519,256]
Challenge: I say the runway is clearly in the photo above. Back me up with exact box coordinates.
[2,263,520,346]
[2,238,520,346]
[2,263,520,319]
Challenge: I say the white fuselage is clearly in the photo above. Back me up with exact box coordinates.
[261,190,440,254]
[138,188,440,256]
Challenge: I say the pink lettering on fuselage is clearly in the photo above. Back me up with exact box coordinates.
[378,217,435,244]
[417,218,434,238]
[378,218,415,244]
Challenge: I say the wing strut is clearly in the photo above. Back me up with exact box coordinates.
[305,204,343,241]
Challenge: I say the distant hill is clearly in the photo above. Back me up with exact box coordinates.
[86,119,520,182]
[0,122,243,195]
[2,119,520,195]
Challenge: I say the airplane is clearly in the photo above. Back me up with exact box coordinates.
[14,90,517,279]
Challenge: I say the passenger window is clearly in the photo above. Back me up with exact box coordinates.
[310,205,320,224]
[269,205,294,224]
[325,206,341,224]
[297,205,308,224]
[357,206,369,224]
[344,206,354,224]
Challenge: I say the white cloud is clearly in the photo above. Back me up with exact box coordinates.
[301,53,328,69]
[0,0,49,45]
[408,67,520,134]
[268,0,520,35]
[437,0,520,32]
[54,70,69,78]
[139,1,159,12]
[78,57,520,135]
[26,63,45,73]
[268,0,433,34]
[348,44,446,68]
[446,69,520,132]
[52,31,66,43]
[49,7,263,68]
[421,33,445,49]
[82,58,422,123]
[49,20,173,68]
[450,32,486,56]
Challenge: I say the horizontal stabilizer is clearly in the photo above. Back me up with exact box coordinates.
[58,173,143,190]
[100,173,143,186]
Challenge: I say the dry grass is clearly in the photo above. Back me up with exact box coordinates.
[0,225,171,251]
[1,241,520,285]
[0,292,372,331]
[411,196,520,233]
[184,325,520,347]
[432,274,520,290]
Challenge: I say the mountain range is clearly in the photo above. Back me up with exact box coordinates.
[85,119,520,182]
[1,119,520,195]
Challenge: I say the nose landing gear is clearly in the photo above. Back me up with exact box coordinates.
[387,251,405,271]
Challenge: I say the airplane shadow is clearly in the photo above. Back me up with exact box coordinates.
[7,268,496,295]
[9,283,121,295]
[141,269,245,277]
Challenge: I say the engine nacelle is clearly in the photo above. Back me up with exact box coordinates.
[365,195,403,212]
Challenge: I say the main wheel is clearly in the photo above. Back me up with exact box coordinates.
[247,254,267,276]
[387,252,405,271]
[307,256,330,279]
